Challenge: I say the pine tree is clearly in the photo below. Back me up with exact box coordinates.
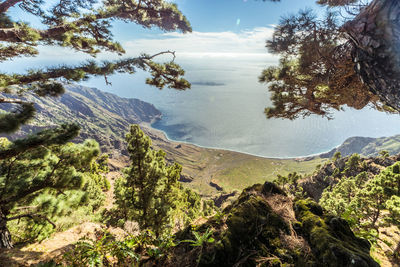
[115,124,182,236]
[0,134,102,248]
[320,161,400,241]
[260,0,400,119]
[114,125,209,236]
[0,0,192,248]
[0,0,191,151]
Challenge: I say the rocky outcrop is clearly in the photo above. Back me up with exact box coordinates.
[212,191,237,208]
[301,154,400,201]
[209,180,223,191]
[162,182,379,266]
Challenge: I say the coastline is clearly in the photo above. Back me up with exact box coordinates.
[145,121,333,161]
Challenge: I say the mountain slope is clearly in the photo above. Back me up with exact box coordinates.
[321,135,400,158]
[1,84,161,156]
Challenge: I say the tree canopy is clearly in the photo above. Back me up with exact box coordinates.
[114,125,212,236]
[260,0,400,119]
[0,0,192,249]
[0,0,191,135]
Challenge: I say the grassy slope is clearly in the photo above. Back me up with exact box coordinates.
[212,155,325,192]
[142,125,326,195]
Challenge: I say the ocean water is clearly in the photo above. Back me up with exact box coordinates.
[82,59,400,158]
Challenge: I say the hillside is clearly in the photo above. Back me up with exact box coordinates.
[1,84,161,156]
[320,135,400,158]
[299,154,400,266]
[1,84,324,196]
[5,84,400,196]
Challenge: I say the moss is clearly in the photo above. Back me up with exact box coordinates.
[294,199,379,267]
[169,184,379,267]
[197,188,293,266]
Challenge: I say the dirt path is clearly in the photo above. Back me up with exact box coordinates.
[0,222,103,266]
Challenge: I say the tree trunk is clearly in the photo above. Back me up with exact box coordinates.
[343,0,400,110]
[0,209,12,248]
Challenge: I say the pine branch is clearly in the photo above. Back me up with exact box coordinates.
[0,124,80,160]
[0,97,27,104]
[0,1,191,54]
[6,213,56,228]
[0,0,23,14]
[1,51,187,89]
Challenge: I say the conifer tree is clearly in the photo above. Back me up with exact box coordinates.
[114,125,209,236]
[320,161,400,240]
[0,0,191,150]
[260,0,400,119]
[114,124,182,236]
[0,134,102,248]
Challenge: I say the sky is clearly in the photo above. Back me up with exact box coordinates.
[4,0,323,77]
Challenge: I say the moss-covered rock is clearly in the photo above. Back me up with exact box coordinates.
[294,199,379,267]
[165,182,379,267]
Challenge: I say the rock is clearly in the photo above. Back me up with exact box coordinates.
[179,174,193,183]
[209,181,223,191]
[213,191,237,208]
[294,199,379,267]
[164,184,378,267]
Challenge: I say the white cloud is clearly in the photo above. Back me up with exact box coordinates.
[1,27,278,80]
[123,27,278,63]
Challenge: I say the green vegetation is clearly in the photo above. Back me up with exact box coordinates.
[211,155,326,193]
[113,125,215,236]
[320,160,400,247]
[1,0,400,266]
[42,181,378,266]
[260,0,397,119]
[0,135,107,247]
[160,182,378,266]
[0,0,192,250]
[62,229,177,266]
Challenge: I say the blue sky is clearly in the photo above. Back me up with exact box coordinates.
[112,0,321,41]
[4,0,323,73]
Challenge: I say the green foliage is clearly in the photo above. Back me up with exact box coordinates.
[320,161,400,242]
[166,182,377,266]
[0,0,192,133]
[114,125,208,236]
[274,172,304,196]
[344,153,361,175]
[379,150,390,158]
[0,138,109,245]
[182,227,215,247]
[63,229,178,266]
[260,1,394,120]
[63,231,140,267]
[332,151,342,161]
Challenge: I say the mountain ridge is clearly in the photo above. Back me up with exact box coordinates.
[320,134,400,158]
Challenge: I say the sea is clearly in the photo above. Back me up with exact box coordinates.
[82,59,400,158]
